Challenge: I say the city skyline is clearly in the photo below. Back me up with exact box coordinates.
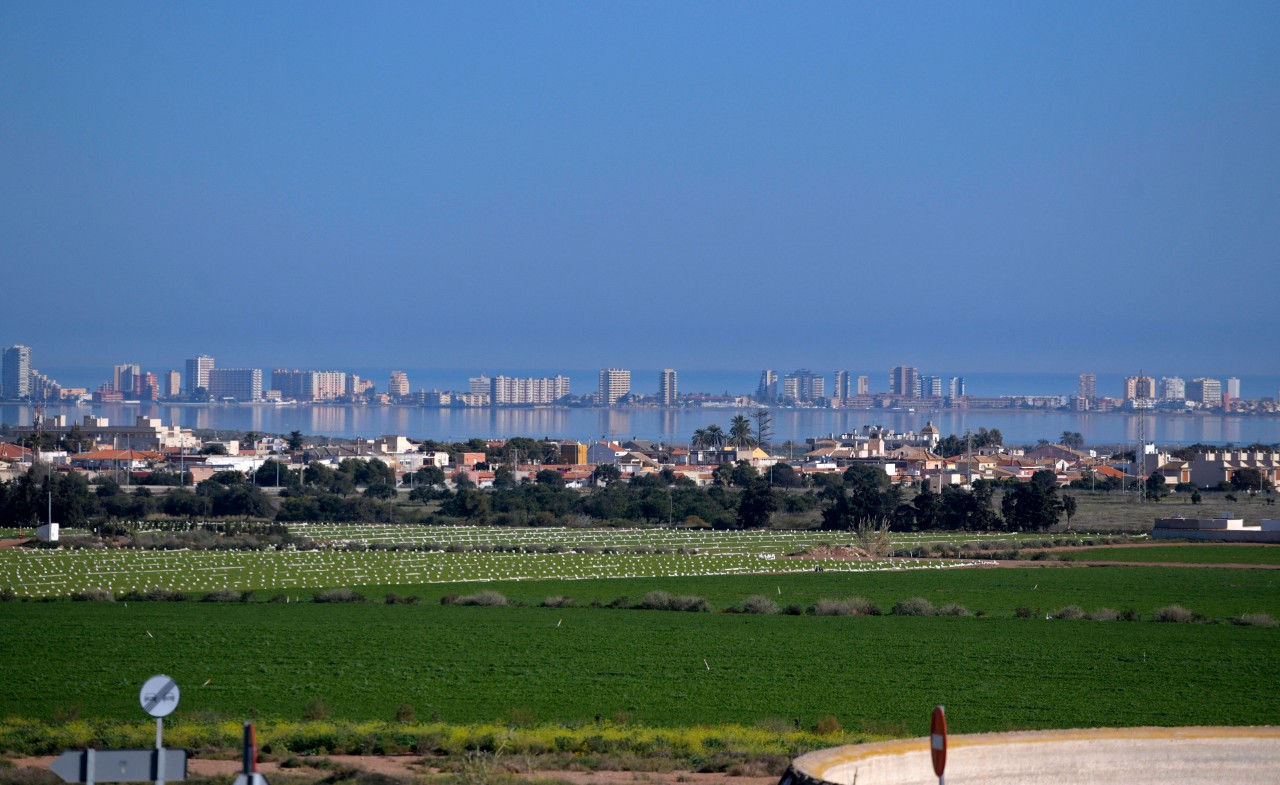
[2,341,1273,410]
[3,4,1278,374]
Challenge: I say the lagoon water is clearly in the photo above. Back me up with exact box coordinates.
[3,401,1278,447]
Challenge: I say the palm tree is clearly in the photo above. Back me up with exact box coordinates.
[691,428,710,450]
[728,415,756,448]
[704,424,726,450]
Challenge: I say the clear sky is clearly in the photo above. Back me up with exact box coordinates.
[2,2,1277,377]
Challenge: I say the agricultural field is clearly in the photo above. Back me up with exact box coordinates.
[1059,545,1280,565]
[0,526,1048,598]
[0,595,1277,737]
[1055,491,1278,532]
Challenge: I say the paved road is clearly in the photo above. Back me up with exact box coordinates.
[785,726,1280,785]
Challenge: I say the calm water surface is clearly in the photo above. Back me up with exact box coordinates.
[4,403,1278,447]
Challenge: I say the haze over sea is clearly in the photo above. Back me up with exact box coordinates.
[8,368,1280,447]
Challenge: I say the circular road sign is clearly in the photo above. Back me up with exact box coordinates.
[931,705,947,777]
[140,675,180,718]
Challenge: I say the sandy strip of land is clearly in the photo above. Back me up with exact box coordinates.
[10,754,778,785]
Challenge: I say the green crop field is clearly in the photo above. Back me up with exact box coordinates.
[1060,545,1280,565]
[0,598,1276,738]
[1,526,1068,598]
[0,548,995,598]
[364,566,1280,619]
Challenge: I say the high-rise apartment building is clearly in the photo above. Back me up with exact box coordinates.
[1159,376,1185,401]
[890,365,920,398]
[312,372,347,401]
[947,377,966,399]
[783,369,824,403]
[273,369,346,401]
[757,369,779,401]
[920,375,943,398]
[469,375,491,396]
[658,369,678,406]
[272,369,307,400]
[208,368,263,401]
[598,368,630,406]
[857,375,870,396]
[1078,373,1097,402]
[113,363,141,395]
[185,354,215,397]
[490,375,571,405]
[834,371,851,401]
[1187,378,1222,407]
[162,370,182,399]
[1123,374,1156,401]
[1226,377,1241,400]
[1,345,32,400]
[140,373,159,401]
[347,375,373,398]
[29,369,61,402]
[389,370,410,397]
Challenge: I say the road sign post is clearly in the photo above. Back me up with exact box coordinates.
[51,677,186,785]
[931,705,947,785]
[140,675,179,785]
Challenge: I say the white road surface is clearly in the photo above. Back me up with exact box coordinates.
[785,727,1280,785]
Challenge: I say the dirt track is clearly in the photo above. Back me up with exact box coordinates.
[11,755,778,785]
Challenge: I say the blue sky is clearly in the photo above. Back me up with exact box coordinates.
[2,2,1277,377]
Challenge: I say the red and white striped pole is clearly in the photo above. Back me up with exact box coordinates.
[930,706,947,785]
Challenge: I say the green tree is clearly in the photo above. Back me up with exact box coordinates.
[492,466,517,489]
[703,424,726,449]
[441,488,488,520]
[254,459,298,488]
[1061,494,1078,530]
[1231,467,1266,493]
[768,461,802,488]
[1060,431,1084,450]
[364,482,397,500]
[728,415,756,448]
[414,465,446,488]
[752,409,773,453]
[1001,481,1063,531]
[287,430,304,451]
[729,461,758,488]
[1145,472,1166,501]
[912,484,941,530]
[535,469,565,487]
[591,463,622,486]
[735,478,777,529]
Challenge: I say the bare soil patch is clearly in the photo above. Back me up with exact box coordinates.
[9,756,777,785]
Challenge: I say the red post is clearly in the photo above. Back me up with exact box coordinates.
[930,706,947,785]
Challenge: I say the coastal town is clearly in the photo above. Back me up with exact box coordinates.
[2,344,1276,415]
[3,409,1277,499]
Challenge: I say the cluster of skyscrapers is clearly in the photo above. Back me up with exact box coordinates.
[756,366,963,405]
[1077,372,1241,410]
